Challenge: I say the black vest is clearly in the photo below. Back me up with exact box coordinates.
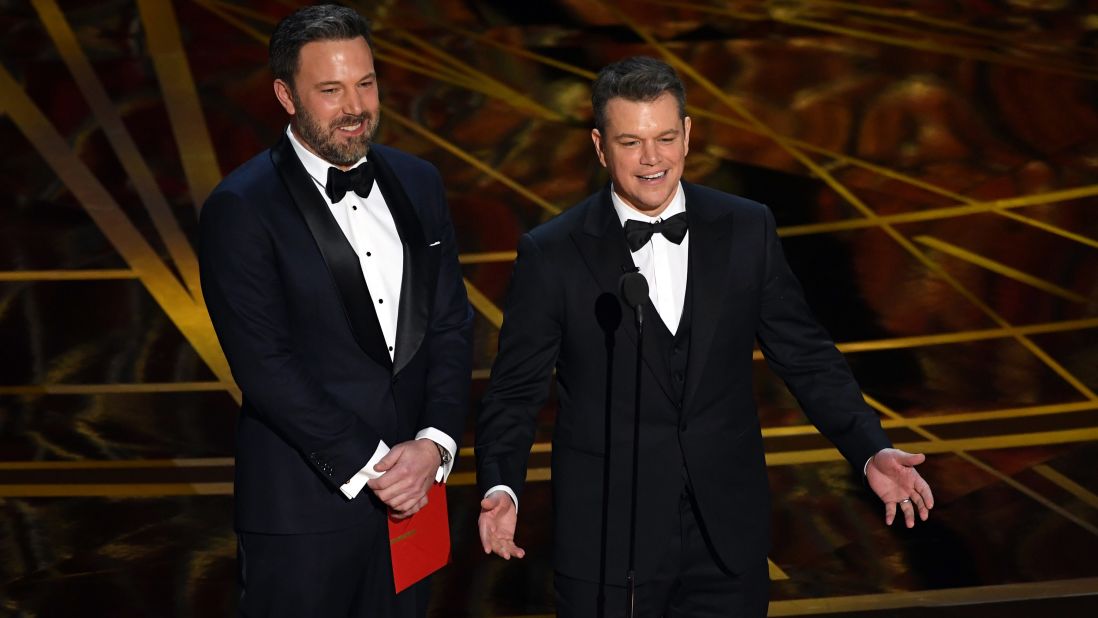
[647,275,693,410]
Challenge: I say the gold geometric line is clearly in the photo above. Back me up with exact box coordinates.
[987,208,1098,250]
[0,270,137,281]
[774,14,1098,81]
[383,27,565,122]
[0,458,234,470]
[0,382,228,395]
[0,63,240,404]
[137,0,223,212]
[777,184,1098,237]
[459,251,518,265]
[440,23,597,80]
[1033,464,1098,512]
[768,559,790,580]
[914,235,1089,304]
[383,106,562,216]
[192,0,273,43]
[0,483,233,498]
[832,317,1098,354]
[761,400,1098,437]
[463,277,503,329]
[32,0,202,298]
[766,577,1098,616]
[472,369,491,380]
[604,1,1096,402]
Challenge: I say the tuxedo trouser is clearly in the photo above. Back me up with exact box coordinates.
[237,517,430,618]
[554,489,769,618]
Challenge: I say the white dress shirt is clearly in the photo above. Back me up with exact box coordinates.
[286,127,455,499]
[611,183,689,334]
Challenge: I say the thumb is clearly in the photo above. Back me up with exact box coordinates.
[480,494,500,512]
[374,448,400,472]
[899,451,926,466]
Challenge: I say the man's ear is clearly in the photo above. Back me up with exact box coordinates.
[683,116,692,158]
[273,79,296,116]
[591,128,607,168]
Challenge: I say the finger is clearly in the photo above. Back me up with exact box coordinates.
[374,448,402,472]
[915,476,935,510]
[884,500,897,526]
[900,500,916,528]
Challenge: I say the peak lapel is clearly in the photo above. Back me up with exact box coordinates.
[371,149,434,377]
[681,183,736,413]
[271,135,393,371]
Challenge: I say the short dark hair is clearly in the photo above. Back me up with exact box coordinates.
[269,4,374,86]
[591,56,686,133]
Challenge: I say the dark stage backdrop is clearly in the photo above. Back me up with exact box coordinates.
[1,1,1097,616]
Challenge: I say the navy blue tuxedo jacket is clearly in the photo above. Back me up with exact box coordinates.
[476,183,890,582]
[200,135,472,534]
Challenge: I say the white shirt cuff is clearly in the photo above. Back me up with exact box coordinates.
[416,427,456,483]
[339,439,389,499]
[484,485,519,512]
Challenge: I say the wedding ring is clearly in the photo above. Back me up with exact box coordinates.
[899,498,912,504]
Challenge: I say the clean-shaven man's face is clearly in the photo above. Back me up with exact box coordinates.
[591,92,691,216]
[274,37,380,169]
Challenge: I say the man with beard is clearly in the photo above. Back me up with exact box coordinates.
[199,5,472,617]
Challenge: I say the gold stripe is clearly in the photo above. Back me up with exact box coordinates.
[0,458,234,470]
[472,369,491,380]
[0,483,233,497]
[499,577,1098,617]
[136,0,222,211]
[31,0,203,298]
[0,270,137,281]
[769,559,790,580]
[1033,465,1098,512]
[0,382,228,395]
[383,106,562,216]
[914,236,1088,303]
[767,576,1098,615]
[459,252,518,265]
[834,317,1098,354]
[0,63,240,404]
[463,277,503,328]
[778,184,1098,236]
[192,0,273,43]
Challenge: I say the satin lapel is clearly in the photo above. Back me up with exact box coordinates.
[371,149,432,377]
[570,187,676,405]
[681,183,735,413]
[270,135,393,370]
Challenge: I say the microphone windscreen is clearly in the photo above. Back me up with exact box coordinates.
[618,272,649,309]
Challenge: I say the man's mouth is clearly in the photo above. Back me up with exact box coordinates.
[637,171,667,181]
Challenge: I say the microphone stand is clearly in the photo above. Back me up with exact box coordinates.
[626,299,642,618]
[618,270,647,618]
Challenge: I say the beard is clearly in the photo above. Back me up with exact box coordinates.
[291,92,379,167]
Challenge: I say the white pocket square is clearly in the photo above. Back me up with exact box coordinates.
[428,241,441,247]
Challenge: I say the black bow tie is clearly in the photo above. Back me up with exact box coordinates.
[325,161,375,203]
[623,213,689,251]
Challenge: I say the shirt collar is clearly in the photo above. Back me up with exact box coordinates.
[285,125,369,192]
[611,181,686,226]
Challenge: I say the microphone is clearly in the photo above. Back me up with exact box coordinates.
[618,272,648,327]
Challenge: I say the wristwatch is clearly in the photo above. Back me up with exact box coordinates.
[435,441,451,467]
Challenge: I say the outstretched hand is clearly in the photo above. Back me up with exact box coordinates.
[866,448,935,528]
[478,491,525,560]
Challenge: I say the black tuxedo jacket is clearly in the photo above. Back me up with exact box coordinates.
[476,183,890,582]
[200,135,472,534]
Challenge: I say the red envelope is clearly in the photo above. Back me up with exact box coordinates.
[388,482,450,593]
